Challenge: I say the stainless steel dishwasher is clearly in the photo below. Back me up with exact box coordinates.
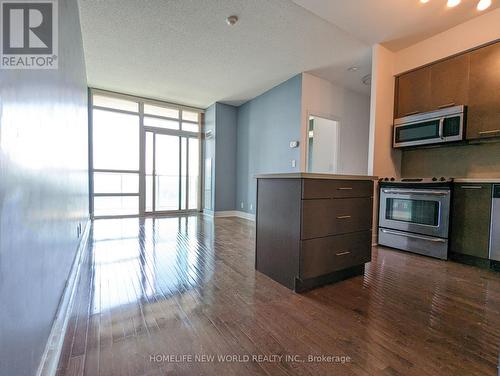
[489,184,500,262]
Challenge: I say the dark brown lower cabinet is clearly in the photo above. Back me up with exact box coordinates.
[255,175,374,292]
[450,183,492,259]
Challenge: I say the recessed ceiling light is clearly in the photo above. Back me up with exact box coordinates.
[447,0,461,7]
[226,15,238,26]
[420,0,430,3]
[477,0,492,10]
[347,66,359,72]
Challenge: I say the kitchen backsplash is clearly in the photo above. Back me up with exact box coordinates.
[401,142,500,178]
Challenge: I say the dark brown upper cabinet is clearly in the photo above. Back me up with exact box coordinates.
[430,54,470,110]
[394,41,500,142]
[395,55,470,119]
[395,66,432,118]
[467,42,500,140]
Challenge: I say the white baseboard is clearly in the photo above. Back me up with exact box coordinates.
[36,219,91,376]
[214,210,255,221]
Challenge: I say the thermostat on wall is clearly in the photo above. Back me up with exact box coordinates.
[289,141,299,148]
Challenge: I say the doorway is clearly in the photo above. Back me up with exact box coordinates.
[145,131,199,214]
[307,115,340,174]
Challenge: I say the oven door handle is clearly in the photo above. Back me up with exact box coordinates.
[381,189,449,196]
[380,229,446,243]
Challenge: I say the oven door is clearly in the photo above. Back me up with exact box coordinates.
[379,188,451,238]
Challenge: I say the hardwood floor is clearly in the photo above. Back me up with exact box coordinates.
[57,215,500,376]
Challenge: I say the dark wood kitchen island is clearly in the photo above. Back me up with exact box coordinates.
[255,173,376,292]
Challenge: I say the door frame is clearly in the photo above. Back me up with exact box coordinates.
[143,127,200,216]
[305,112,342,174]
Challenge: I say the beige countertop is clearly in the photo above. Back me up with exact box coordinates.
[454,178,500,183]
[254,173,378,180]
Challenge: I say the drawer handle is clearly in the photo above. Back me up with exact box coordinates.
[477,129,500,136]
[336,251,351,256]
[337,187,353,191]
[337,215,352,219]
[460,185,483,189]
[479,129,500,136]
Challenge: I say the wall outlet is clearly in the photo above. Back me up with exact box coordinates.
[240,202,244,209]
[291,159,296,168]
[250,204,253,211]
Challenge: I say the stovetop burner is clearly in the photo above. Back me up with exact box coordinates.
[379,177,454,183]
[378,177,454,188]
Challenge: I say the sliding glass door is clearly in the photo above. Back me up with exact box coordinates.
[90,90,202,218]
[145,132,199,214]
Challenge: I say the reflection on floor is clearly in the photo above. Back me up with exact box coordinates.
[57,215,500,376]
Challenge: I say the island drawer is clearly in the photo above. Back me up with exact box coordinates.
[301,197,373,239]
[302,179,373,199]
[300,231,372,279]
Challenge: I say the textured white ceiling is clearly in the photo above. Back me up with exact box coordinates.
[79,0,498,108]
[78,0,372,108]
[292,0,500,51]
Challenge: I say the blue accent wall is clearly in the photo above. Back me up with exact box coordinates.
[0,0,89,374]
[204,75,302,215]
[236,74,302,214]
[203,102,238,212]
[214,103,237,211]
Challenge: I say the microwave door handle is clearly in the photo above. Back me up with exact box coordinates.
[438,118,444,139]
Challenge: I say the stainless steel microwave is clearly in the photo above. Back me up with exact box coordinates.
[393,105,466,148]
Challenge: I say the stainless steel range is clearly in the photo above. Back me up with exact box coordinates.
[378,177,453,260]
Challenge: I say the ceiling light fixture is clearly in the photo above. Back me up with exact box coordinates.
[347,66,359,72]
[226,15,238,26]
[420,0,493,12]
[477,0,492,10]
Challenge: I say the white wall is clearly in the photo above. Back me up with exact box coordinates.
[301,73,371,175]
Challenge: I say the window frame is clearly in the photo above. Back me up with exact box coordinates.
[89,88,204,219]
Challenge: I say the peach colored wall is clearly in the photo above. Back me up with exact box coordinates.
[367,44,402,243]
[395,8,500,75]
[368,44,402,178]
